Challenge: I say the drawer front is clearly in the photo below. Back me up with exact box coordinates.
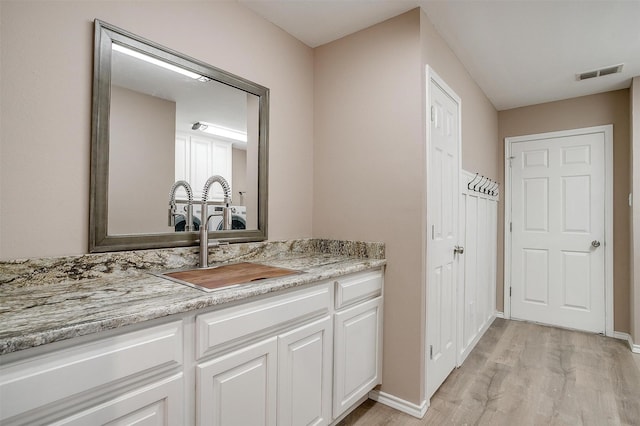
[51,373,183,426]
[0,320,183,422]
[335,269,383,309]
[197,283,331,359]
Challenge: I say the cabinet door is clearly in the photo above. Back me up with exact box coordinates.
[50,374,183,426]
[197,337,277,426]
[333,297,383,417]
[277,316,332,426]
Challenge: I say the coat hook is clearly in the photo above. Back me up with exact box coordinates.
[468,173,479,190]
[488,181,498,196]
[483,179,493,194]
[473,176,486,192]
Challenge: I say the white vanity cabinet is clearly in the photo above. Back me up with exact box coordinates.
[195,283,333,426]
[332,270,384,418]
[0,267,384,426]
[0,321,184,426]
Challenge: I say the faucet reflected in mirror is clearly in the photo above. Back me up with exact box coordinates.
[168,180,194,232]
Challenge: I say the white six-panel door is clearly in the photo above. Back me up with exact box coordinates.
[426,69,461,399]
[508,127,609,333]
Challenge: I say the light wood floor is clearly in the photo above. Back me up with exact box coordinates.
[339,319,640,426]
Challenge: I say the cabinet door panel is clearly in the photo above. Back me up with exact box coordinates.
[278,316,332,426]
[197,337,277,426]
[333,297,382,417]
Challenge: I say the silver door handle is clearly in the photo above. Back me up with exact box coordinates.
[591,240,601,248]
[454,246,464,255]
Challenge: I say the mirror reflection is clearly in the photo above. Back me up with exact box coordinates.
[90,20,268,252]
[108,41,258,235]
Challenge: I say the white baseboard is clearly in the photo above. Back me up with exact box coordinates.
[613,331,640,354]
[368,390,428,419]
[495,311,505,319]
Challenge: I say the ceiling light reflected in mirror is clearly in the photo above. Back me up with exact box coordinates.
[191,121,247,142]
[112,43,206,80]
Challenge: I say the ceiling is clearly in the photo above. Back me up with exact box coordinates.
[238,0,640,110]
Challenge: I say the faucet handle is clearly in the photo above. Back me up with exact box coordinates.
[208,240,229,248]
[168,206,176,226]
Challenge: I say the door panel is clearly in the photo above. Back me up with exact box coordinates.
[196,338,277,426]
[278,316,332,426]
[510,131,605,333]
[426,74,460,399]
[333,298,382,417]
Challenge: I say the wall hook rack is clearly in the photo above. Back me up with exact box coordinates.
[467,172,499,198]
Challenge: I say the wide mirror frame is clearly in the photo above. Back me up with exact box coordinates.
[90,20,269,252]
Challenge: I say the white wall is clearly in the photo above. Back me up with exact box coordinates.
[0,1,314,259]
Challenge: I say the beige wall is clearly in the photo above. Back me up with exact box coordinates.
[420,12,501,177]
[632,77,640,343]
[109,85,175,235]
[0,0,314,259]
[313,8,499,406]
[314,10,424,404]
[231,148,247,206]
[498,90,632,332]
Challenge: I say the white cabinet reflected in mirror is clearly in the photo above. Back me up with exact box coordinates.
[90,20,268,252]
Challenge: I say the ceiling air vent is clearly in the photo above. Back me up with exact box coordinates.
[577,64,624,81]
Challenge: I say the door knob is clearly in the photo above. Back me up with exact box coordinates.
[591,240,601,248]
[454,246,464,255]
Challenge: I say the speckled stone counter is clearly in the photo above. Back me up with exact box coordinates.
[0,239,385,355]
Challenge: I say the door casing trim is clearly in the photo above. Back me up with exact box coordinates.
[503,125,614,336]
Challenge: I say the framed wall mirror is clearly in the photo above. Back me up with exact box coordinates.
[90,20,269,252]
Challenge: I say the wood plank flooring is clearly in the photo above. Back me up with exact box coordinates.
[339,319,640,426]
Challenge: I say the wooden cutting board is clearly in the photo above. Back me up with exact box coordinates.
[164,262,298,290]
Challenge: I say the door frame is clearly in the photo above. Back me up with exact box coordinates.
[424,65,463,401]
[503,125,614,336]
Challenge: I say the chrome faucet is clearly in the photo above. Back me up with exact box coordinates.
[199,175,232,268]
[168,180,194,232]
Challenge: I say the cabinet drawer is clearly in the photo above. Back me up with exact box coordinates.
[197,283,331,359]
[335,269,383,309]
[50,373,183,426]
[0,320,183,422]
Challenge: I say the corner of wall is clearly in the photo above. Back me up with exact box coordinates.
[631,77,640,343]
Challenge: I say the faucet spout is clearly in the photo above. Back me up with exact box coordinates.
[168,180,194,231]
[199,175,232,268]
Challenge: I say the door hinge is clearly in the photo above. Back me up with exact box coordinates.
[430,106,435,122]
[429,345,433,360]
[508,156,515,168]
[509,287,512,297]
[432,225,435,240]
[510,222,512,232]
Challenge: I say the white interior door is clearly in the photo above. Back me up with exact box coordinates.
[509,128,607,333]
[426,69,461,399]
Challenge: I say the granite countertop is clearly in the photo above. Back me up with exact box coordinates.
[0,239,385,356]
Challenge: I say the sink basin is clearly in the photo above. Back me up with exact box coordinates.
[159,262,300,292]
